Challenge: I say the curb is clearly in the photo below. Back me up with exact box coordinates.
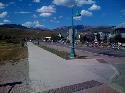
[109,64,120,81]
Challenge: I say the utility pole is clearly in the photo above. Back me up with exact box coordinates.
[70,7,76,59]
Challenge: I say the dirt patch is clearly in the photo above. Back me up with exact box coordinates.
[96,59,108,64]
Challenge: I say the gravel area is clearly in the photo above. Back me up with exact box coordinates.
[0,59,29,93]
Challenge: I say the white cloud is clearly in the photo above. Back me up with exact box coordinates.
[121,10,125,16]
[53,0,76,7]
[28,4,32,6]
[0,22,4,25]
[0,19,11,25]
[56,20,60,23]
[3,19,11,23]
[33,14,37,18]
[22,21,43,28]
[22,21,32,28]
[50,17,60,23]
[15,11,32,14]
[53,17,57,20]
[0,11,8,18]
[9,2,15,5]
[53,0,95,7]
[34,21,43,27]
[40,13,52,17]
[81,10,92,16]
[73,16,82,20]
[33,0,40,3]
[77,0,95,6]
[59,16,63,19]
[89,4,101,11]
[37,5,56,17]
[50,19,54,22]
[0,2,6,9]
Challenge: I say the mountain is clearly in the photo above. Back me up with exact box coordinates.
[116,22,125,28]
[0,24,115,33]
[0,24,52,32]
[52,25,115,33]
[0,24,28,29]
[31,27,51,31]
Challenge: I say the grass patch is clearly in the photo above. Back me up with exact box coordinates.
[39,45,70,59]
[0,41,28,64]
[39,45,87,59]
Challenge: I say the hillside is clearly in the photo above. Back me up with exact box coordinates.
[52,25,115,33]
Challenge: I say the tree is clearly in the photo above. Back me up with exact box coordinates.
[51,34,60,42]
[96,33,101,43]
[114,34,122,43]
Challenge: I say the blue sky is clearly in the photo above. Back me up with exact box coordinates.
[0,0,125,29]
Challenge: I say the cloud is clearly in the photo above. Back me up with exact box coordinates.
[15,11,32,14]
[89,4,101,11]
[53,17,57,20]
[0,2,6,9]
[81,10,92,16]
[77,0,95,6]
[34,21,43,27]
[39,13,52,17]
[33,0,40,3]
[37,5,56,17]
[56,20,60,23]
[53,0,95,7]
[0,19,11,25]
[73,16,82,20]
[0,23,4,25]
[59,16,63,19]
[28,4,32,6]
[50,17,60,23]
[9,2,15,5]
[22,21,43,28]
[3,19,11,23]
[33,14,38,18]
[53,0,75,7]
[50,19,54,22]
[121,10,125,15]
[22,21,32,28]
[0,11,8,18]
[50,19,60,23]
[116,22,125,28]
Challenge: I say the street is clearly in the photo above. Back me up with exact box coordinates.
[28,42,119,93]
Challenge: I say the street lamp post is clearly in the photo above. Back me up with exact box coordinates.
[70,7,76,59]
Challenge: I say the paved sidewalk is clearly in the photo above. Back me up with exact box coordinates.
[27,42,118,93]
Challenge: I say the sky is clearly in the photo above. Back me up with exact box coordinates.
[0,0,125,29]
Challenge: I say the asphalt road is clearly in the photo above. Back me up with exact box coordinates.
[38,41,125,57]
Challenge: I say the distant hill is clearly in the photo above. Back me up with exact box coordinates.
[0,24,53,32]
[116,22,125,28]
[0,24,59,43]
[0,24,115,33]
[32,27,51,31]
[0,24,28,29]
[52,25,115,33]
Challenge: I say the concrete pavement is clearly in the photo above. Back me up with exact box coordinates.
[27,42,118,93]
